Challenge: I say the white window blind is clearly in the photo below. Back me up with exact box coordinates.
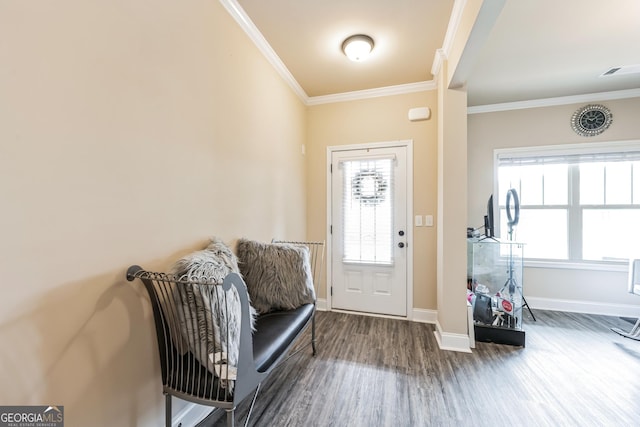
[495,141,640,263]
[497,145,640,166]
[341,157,394,264]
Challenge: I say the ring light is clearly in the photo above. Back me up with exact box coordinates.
[506,188,520,229]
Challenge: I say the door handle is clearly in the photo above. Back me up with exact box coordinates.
[398,242,405,248]
[398,230,405,236]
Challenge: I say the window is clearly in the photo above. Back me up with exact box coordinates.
[342,157,394,264]
[495,141,640,264]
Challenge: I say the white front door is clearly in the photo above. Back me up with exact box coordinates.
[330,145,408,316]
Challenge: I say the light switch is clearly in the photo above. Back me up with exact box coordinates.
[425,215,434,227]
[415,215,423,227]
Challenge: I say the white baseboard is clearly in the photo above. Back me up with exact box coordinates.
[433,320,472,353]
[316,299,437,324]
[527,296,640,318]
[316,298,328,311]
[412,308,438,324]
[172,402,213,427]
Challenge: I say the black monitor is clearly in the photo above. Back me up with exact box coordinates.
[484,194,494,238]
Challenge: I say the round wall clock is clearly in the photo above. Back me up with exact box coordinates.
[571,104,612,137]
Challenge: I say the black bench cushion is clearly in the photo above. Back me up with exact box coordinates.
[252,304,314,373]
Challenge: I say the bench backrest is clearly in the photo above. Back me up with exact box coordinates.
[126,266,239,405]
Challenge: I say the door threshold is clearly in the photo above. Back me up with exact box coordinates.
[330,308,407,321]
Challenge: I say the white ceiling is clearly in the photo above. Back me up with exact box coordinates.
[231,0,640,106]
[467,0,640,106]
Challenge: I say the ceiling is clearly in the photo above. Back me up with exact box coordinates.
[467,0,640,106]
[233,0,640,107]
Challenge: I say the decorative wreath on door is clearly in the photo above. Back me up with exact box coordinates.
[352,170,388,205]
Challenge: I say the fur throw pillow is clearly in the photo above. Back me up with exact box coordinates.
[236,239,316,314]
[171,238,256,377]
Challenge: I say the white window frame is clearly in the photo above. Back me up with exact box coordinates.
[494,140,640,271]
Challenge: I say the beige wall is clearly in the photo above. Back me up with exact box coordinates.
[0,1,306,426]
[306,92,439,310]
[468,97,640,309]
[435,60,469,338]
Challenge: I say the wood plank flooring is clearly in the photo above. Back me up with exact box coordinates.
[205,310,640,427]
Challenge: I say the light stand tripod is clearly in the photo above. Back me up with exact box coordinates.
[499,236,536,323]
[499,189,536,322]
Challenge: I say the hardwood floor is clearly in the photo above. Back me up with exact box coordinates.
[206,310,640,427]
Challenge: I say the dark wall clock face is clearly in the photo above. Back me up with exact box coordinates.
[571,104,612,137]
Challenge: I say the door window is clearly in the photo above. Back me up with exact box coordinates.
[342,158,394,265]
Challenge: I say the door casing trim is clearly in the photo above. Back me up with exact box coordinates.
[326,140,414,319]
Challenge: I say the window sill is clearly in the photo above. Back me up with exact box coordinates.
[524,260,628,272]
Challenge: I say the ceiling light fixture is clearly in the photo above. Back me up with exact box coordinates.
[342,34,374,62]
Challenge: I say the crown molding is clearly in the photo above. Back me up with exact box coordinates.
[220,0,469,106]
[431,0,467,77]
[467,88,640,114]
[431,49,448,78]
[307,81,437,106]
[221,0,443,106]
[219,0,309,102]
